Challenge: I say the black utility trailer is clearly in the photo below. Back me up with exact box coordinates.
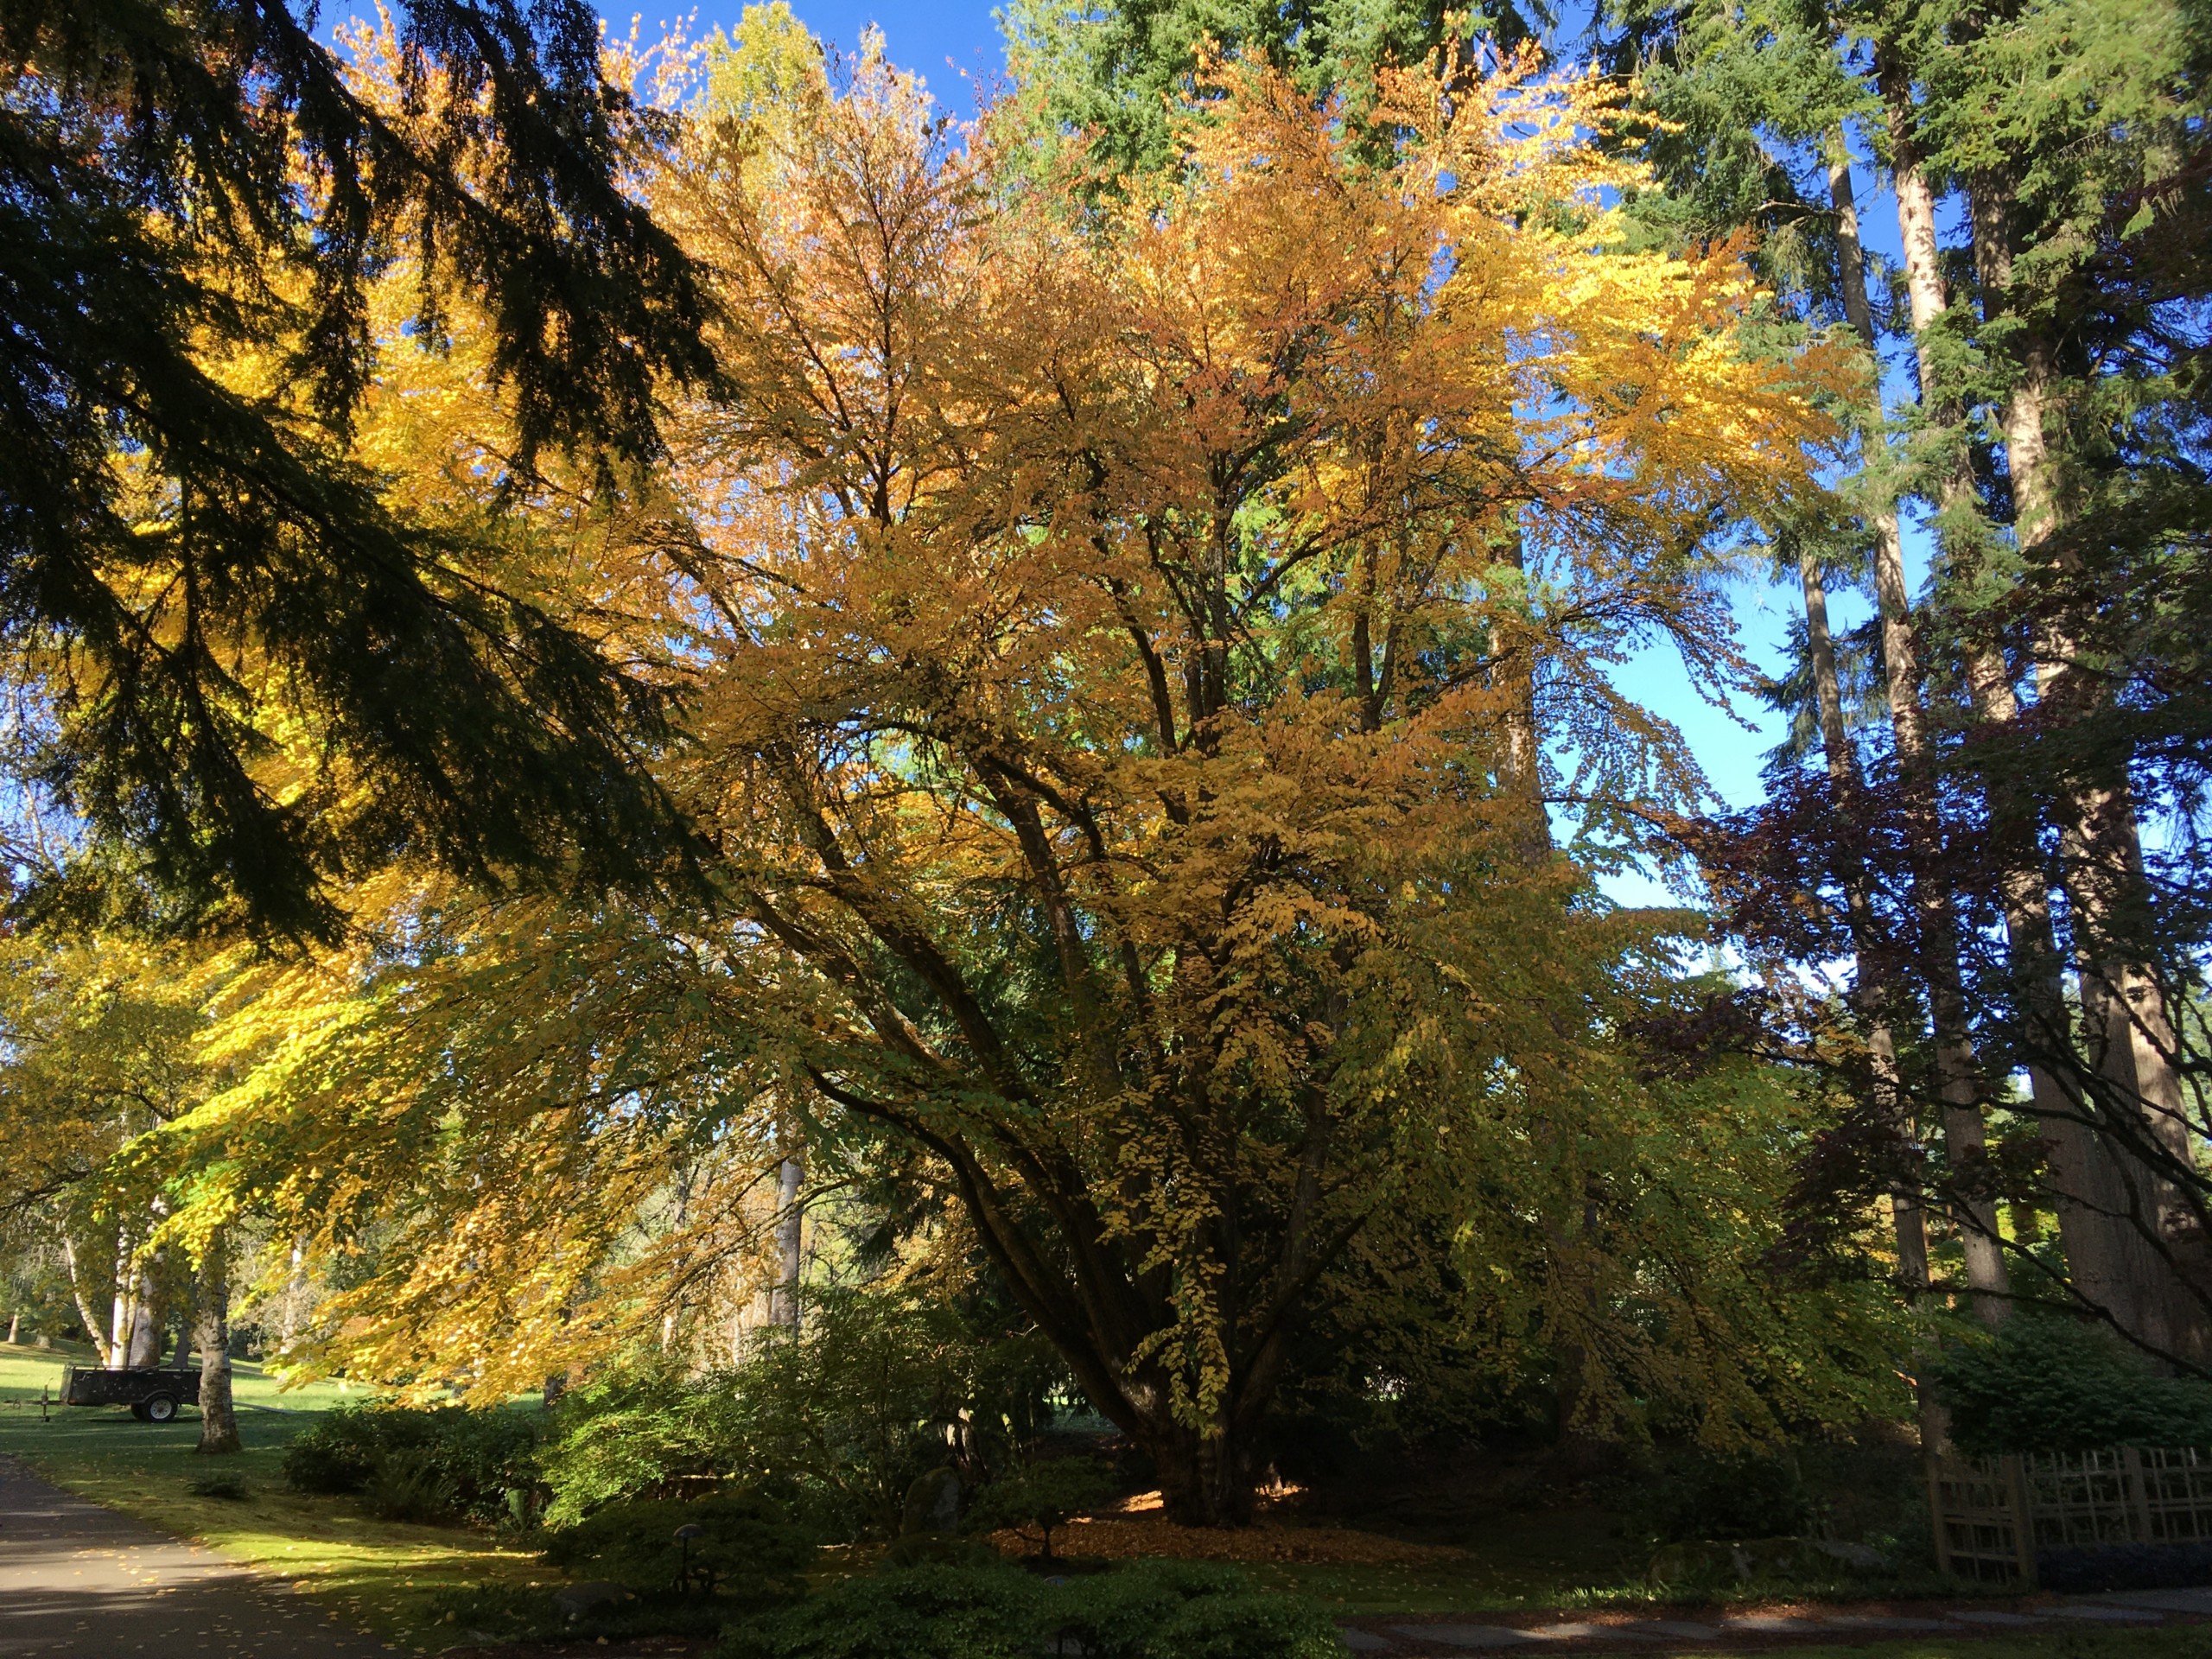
[60,1364,201,1422]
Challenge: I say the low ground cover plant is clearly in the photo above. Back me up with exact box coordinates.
[423,1581,739,1645]
[715,1560,1339,1659]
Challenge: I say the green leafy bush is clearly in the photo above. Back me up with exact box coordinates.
[716,1560,1338,1659]
[966,1456,1120,1559]
[362,1454,461,1524]
[533,1361,754,1526]
[1041,1560,1247,1659]
[1616,1449,1817,1545]
[1935,1315,2212,1456]
[280,1403,542,1526]
[717,1560,1043,1659]
[539,1286,1064,1539]
[1136,1589,1340,1659]
[541,1491,812,1598]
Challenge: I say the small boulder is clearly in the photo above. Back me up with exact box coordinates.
[1812,1539,1891,1572]
[901,1466,963,1536]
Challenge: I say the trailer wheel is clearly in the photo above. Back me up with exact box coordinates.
[129,1402,149,1421]
[143,1394,179,1423]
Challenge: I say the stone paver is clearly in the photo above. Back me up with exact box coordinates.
[2106,1588,2212,1613]
[1366,1596,2199,1653]
[2053,1604,2164,1622]
[1525,1624,1653,1642]
[0,1456,391,1659]
[1389,1626,1543,1649]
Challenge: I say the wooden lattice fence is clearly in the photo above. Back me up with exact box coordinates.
[1929,1446,2212,1586]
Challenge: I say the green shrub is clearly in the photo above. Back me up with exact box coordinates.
[716,1560,1338,1659]
[717,1561,1043,1659]
[280,1408,387,1494]
[1042,1560,1247,1659]
[965,1456,1120,1559]
[540,1287,1065,1540]
[1935,1315,2212,1456]
[281,1402,542,1527]
[1615,1447,1818,1545]
[534,1361,753,1526]
[1141,1590,1339,1659]
[541,1490,811,1598]
[362,1454,462,1524]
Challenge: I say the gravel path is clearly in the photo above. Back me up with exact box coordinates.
[0,1455,396,1658]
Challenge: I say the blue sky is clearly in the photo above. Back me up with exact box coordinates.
[696,0,1008,104]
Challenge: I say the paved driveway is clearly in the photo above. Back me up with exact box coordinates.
[0,1456,394,1657]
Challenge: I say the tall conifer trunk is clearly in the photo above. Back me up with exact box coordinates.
[1967,178,2209,1357]
[1817,143,1932,1303]
[1835,108,2008,1319]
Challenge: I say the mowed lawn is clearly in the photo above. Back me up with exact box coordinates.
[0,1340,546,1649]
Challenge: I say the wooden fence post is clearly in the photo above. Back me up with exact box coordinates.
[1927,1458,1953,1578]
[2004,1457,2037,1587]
[2121,1446,2157,1542]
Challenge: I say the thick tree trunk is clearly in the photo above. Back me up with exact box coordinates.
[1969,176,2210,1361]
[1135,1410,1255,1528]
[1835,130,2008,1318]
[194,1231,242,1455]
[111,1236,164,1369]
[1962,638,2148,1327]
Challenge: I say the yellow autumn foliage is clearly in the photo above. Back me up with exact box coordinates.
[130,30,1894,1525]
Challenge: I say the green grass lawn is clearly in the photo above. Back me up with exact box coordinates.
[0,1340,548,1651]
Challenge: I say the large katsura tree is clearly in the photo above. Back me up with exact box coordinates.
[154,31,1853,1521]
[627,42,1839,1522]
